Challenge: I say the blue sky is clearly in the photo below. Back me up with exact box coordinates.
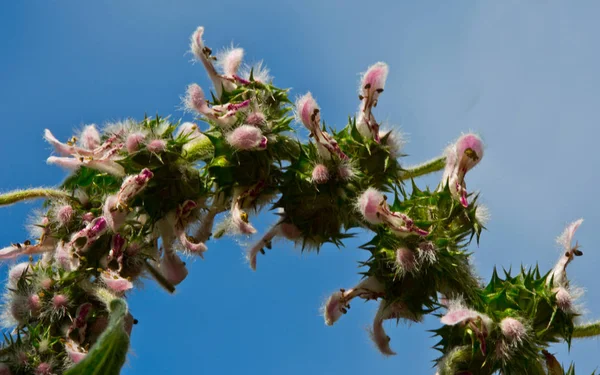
[1,1,599,374]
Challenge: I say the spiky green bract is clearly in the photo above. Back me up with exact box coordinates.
[64,299,129,375]
[201,77,298,213]
[274,119,406,250]
[274,141,357,250]
[360,183,482,318]
[433,266,579,375]
[334,118,403,190]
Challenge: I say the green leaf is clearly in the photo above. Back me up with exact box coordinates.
[65,299,130,375]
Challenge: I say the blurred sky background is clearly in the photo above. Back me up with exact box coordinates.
[1,1,599,374]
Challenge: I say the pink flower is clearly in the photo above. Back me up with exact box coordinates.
[0,237,55,260]
[65,339,87,364]
[184,84,249,128]
[101,269,133,294]
[190,26,235,96]
[245,112,266,126]
[174,201,208,256]
[35,363,52,375]
[160,250,189,286]
[108,234,126,270]
[218,47,244,77]
[229,186,263,235]
[548,219,584,288]
[500,317,527,344]
[247,219,305,270]
[80,124,101,150]
[125,132,146,153]
[440,301,480,326]
[440,299,492,355]
[103,195,127,232]
[69,217,108,252]
[337,165,355,180]
[554,287,573,312]
[115,168,154,208]
[226,125,267,150]
[28,294,41,313]
[311,164,329,184]
[55,204,75,226]
[146,139,167,153]
[357,62,389,142]
[82,212,94,223]
[279,222,302,240]
[370,299,422,356]
[323,277,384,326]
[357,188,385,224]
[45,129,125,177]
[455,134,484,173]
[395,247,417,275]
[0,363,11,375]
[52,294,69,310]
[356,188,429,237]
[8,262,32,286]
[247,225,278,271]
[68,303,93,342]
[54,241,80,271]
[441,134,484,207]
[295,93,348,160]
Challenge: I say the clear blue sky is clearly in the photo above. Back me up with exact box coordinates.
[1,1,599,374]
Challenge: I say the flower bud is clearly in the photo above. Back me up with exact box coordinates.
[395,247,417,275]
[8,262,32,286]
[35,363,52,375]
[245,112,266,126]
[126,132,146,153]
[311,164,329,184]
[555,287,573,312]
[56,204,75,226]
[52,294,69,310]
[337,165,355,181]
[146,139,167,153]
[500,317,526,344]
[226,125,267,150]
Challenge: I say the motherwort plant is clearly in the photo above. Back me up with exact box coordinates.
[0,26,597,375]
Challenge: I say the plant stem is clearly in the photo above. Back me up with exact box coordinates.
[0,188,73,207]
[572,321,600,338]
[399,156,447,180]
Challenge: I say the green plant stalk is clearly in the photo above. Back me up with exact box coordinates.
[399,156,446,180]
[572,321,600,339]
[0,188,73,207]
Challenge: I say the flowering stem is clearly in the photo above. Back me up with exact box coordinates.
[572,321,600,338]
[0,188,73,207]
[399,156,446,180]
